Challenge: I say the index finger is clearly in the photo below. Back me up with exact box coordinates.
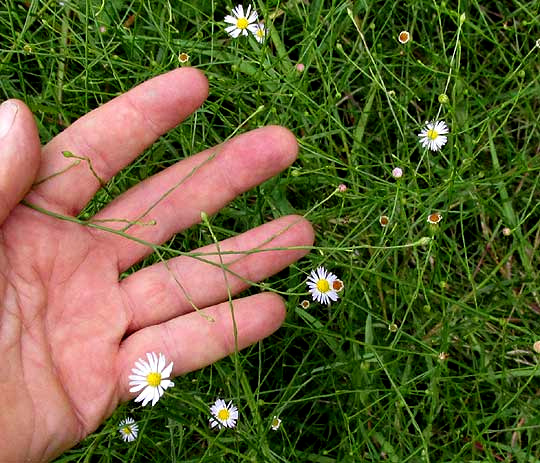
[29,68,209,216]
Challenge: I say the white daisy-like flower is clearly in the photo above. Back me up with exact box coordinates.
[418,120,449,151]
[270,415,282,431]
[307,267,343,305]
[398,31,410,44]
[427,212,442,224]
[118,417,139,442]
[128,352,174,407]
[224,5,258,38]
[253,23,266,43]
[210,398,238,429]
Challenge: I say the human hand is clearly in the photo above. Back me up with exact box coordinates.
[0,68,313,462]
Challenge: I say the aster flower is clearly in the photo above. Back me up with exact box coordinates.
[307,267,342,305]
[392,167,403,179]
[418,120,449,151]
[253,23,266,43]
[270,416,282,431]
[427,212,442,224]
[210,398,238,429]
[118,417,139,442]
[224,4,258,38]
[129,352,174,407]
[398,31,410,44]
[178,52,190,63]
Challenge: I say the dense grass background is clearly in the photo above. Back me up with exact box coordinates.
[2,0,540,461]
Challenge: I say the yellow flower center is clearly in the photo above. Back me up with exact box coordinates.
[272,418,280,427]
[256,28,264,38]
[427,129,439,140]
[236,17,249,29]
[122,426,133,435]
[316,279,330,293]
[147,372,162,387]
[217,408,230,421]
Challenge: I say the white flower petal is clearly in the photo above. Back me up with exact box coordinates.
[156,353,165,373]
[151,387,161,406]
[129,383,147,393]
[227,27,242,38]
[147,352,158,371]
[162,361,174,378]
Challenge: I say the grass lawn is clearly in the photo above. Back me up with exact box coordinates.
[2,0,540,461]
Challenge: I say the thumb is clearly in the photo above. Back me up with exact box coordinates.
[0,99,41,225]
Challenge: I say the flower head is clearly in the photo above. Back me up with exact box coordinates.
[178,52,190,63]
[307,267,342,305]
[118,417,139,442]
[224,5,258,38]
[210,398,238,429]
[254,23,266,43]
[129,352,174,406]
[418,120,449,151]
[270,416,282,431]
[300,299,310,309]
[427,212,442,225]
[392,167,403,179]
[379,215,389,227]
[398,31,410,44]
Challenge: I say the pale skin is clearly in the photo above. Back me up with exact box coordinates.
[0,68,314,462]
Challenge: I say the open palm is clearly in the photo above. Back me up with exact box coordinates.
[0,68,313,462]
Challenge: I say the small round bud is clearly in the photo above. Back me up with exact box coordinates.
[438,93,449,104]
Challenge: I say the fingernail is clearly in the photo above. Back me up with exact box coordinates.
[0,101,18,139]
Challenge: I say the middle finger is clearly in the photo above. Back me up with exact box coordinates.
[91,126,299,271]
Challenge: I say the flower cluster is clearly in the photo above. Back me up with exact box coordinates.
[224,4,266,43]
